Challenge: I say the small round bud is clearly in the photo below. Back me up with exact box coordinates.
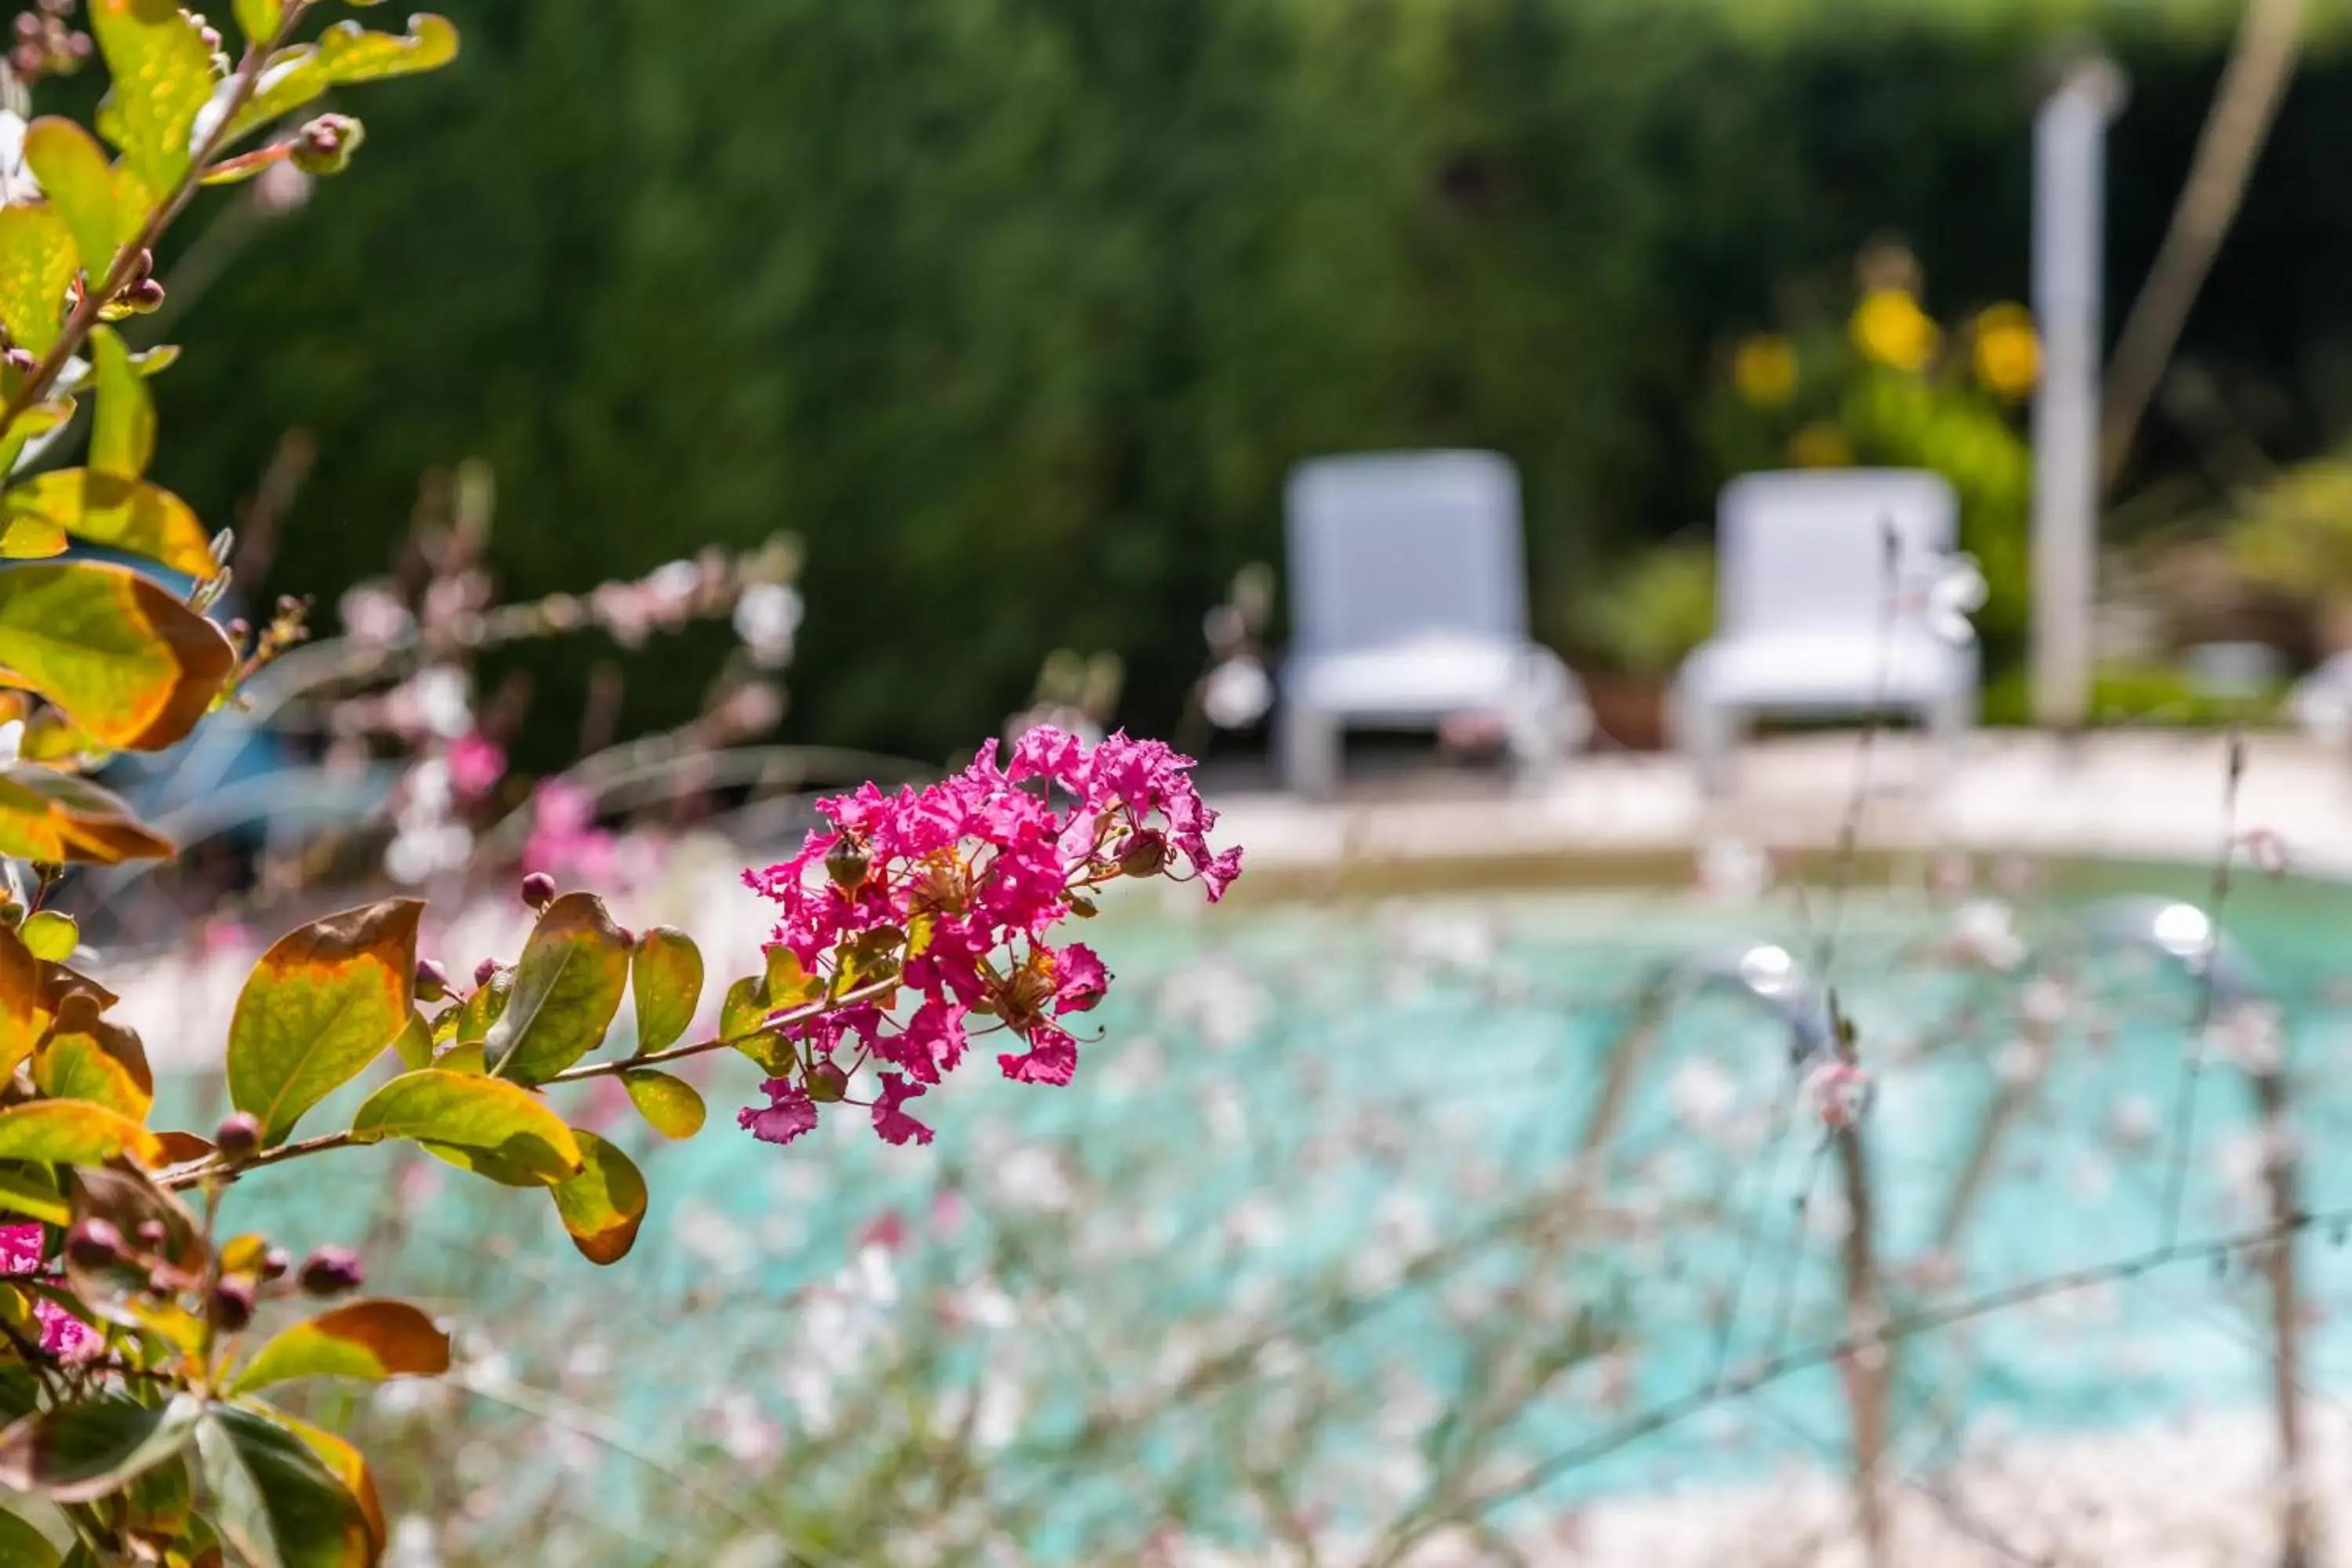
[474,956,502,989]
[414,957,450,1002]
[807,1062,848,1102]
[297,1245,364,1298]
[259,1245,291,1283]
[520,872,557,911]
[213,1111,262,1160]
[1117,830,1168,879]
[11,15,41,43]
[64,1218,122,1270]
[210,1275,256,1333]
[290,111,364,175]
[3,347,36,376]
[134,1219,169,1249]
[121,277,165,314]
[825,842,869,891]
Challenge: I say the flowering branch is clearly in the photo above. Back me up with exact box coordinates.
[0,0,313,439]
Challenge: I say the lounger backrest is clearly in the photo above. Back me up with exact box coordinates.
[1285,451,1527,656]
[1717,470,1958,639]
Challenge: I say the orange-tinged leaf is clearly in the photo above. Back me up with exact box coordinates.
[32,991,153,1120]
[0,563,238,750]
[0,516,65,560]
[0,1098,160,1166]
[17,911,77,963]
[228,1300,449,1394]
[226,900,421,1146]
[0,922,40,1079]
[347,1069,581,1182]
[20,118,118,284]
[549,1130,646,1265]
[0,762,172,863]
[151,1130,213,1167]
[3,470,212,578]
[0,205,77,358]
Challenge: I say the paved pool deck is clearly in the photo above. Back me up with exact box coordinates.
[1213,729,2352,886]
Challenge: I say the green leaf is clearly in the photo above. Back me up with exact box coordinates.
[233,0,284,45]
[0,1098,160,1166]
[197,1403,372,1568]
[31,992,153,1120]
[18,912,78,963]
[242,1406,383,1562]
[389,1008,431,1070]
[486,892,629,1084]
[620,1069,705,1139]
[0,398,74,488]
[0,1505,59,1567]
[21,118,119,286]
[87,328,155,481]
[2,471,214,579]
[719,975,793,1076]
[348,1069,582,1182]
[89,0,219,191]
[0,562,238,750]
[0,1162,66,1225]
[226,900,421,1146]
[0,763,172,865]
[452,966,510,1044]
[628,925,701,1052]
[223,16,460,145]
[549,1129,647,1265]
[228,1300,449,1395]
[0,1392,201,1503]
[0,206,78,358]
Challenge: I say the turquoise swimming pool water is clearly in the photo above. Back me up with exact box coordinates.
[205,863,2352,1559]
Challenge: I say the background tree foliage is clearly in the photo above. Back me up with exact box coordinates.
[149,0,2352,762]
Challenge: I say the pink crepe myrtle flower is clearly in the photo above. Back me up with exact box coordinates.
[448,731,508,803]
[0,1224,97,1359]
[522,778,616,882]
[735,728,1241,1147]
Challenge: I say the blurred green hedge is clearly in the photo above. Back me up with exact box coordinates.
[147,0,2352,763]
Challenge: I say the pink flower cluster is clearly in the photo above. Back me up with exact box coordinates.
[738,728,1241,1148]
[0,1224,95,1358]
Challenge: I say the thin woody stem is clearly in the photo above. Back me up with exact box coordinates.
[0,0,314,438]
[155,978,905,1189]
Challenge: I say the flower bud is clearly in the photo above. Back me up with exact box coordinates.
[1117,830,1167,879]
[520,871,557,911]
[297,1245,364,1298]
[213,1111,262,1160]
[474,957,502,989]
[825,842,869,891]
[64,1218,122,1270]
[2,347,34,376]
[210,1275,256,1333]
[414,957,450,1002]
[134,1219,169,1249]
[807,1061,848,1103]
[259,1245,291,1283]
[121,277,165,314]
[290,112,365,176]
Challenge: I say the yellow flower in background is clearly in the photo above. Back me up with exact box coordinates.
[1851,288,1940,372]
[1972,302,2039,400]
[1788,420,1852,468]
[1731,334,1798,408]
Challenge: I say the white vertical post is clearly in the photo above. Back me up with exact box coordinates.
[2031,60,2124,731]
